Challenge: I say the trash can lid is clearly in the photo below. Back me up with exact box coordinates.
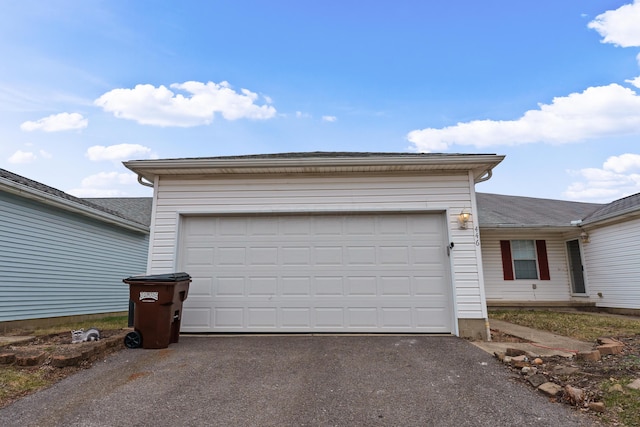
[123,272,191,282]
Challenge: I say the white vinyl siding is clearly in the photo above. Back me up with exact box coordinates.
[583,217,640,310]
[481,230,573,302]
[0,191,149,322]
[147,173,486,320]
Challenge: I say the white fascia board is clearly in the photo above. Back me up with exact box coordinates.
[479,225,577,232]
[0,177,149,234]
[124,154,505,183]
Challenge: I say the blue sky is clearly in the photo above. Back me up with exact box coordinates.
[1,1,639,202]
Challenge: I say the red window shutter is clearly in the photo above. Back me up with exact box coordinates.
[536,240,550,280]
[500,240,514,280]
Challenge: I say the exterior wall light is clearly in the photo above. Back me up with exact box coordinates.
[580,230,590,243]
[458,210,471,230]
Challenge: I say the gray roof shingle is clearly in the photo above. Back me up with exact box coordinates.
[0,168,149,228]
[476,193,604,228]
[582,192,640,225]
[83,198,153,227]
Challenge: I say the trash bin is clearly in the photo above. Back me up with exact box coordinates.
[123,272,191,349]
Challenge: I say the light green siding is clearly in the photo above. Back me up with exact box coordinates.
[0,191,148,322]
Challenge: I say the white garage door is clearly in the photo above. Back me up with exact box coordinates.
[179,213,453,333]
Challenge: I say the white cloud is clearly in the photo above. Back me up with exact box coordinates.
[407,84,640,152]
[322,115,337,122]
[20,112,88,132]
[8,150,37,164]
[564,153,640,201]
[603,153,640,173]
[588,0,640,48]
[628,76,640,88]
[39,150,53,159]
[66,171,139,197]
[94,81,277,127]
[295,111,311,119]
[87,144,152,162]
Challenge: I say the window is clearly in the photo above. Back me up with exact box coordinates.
[511,240,538,279]
[500,240,550,281]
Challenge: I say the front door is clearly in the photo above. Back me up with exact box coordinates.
[566,239,586,294]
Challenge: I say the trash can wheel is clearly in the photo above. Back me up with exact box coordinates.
[124,331,142,349]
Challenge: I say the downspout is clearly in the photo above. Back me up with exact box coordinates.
[138,175,154,188]
[475,168,493,184]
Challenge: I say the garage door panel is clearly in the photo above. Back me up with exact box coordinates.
[281,277,311,296]
[189,276,214,297]
[180,213,453,333]
[181,307,212,329]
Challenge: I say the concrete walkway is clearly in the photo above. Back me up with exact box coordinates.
[473,319,594,357]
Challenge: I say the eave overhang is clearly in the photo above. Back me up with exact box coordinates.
[123,153,505,184]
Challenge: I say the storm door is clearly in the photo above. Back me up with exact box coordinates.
[566,239,586,294]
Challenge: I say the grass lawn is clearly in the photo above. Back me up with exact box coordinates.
[0,315,128,408]
[8,315,128,337]
[489,309,640,342]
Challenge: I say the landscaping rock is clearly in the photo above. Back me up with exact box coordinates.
[588,402,605,413]
[597,343,624,355]
[527,373,548,388]
[563,385,585,405]
[597,337,622,346]
[505,348,527,357]
[538,382,563,397]
[552,365,579,375]
[608,383,625,393]
[532,358,543,365]
[51,353,83,368]
[576,350,601,362]
[626,378,640,391]
[0,352,16,364]
[15,351,46,366]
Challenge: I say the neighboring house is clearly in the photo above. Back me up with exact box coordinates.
[478,192,640,315]
[124,152,505,339]
[0,169,151,327]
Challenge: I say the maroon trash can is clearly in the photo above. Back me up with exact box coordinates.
[123,272,191,349]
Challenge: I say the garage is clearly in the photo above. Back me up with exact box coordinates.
[124,152,505,338]
[179,212,453,333]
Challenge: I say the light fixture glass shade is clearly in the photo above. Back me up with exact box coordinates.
[458,210,471,229]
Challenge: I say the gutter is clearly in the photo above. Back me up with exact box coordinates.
[124,153,505,184]
[0,177,149,234]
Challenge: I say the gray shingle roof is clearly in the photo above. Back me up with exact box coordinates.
[476,193,604,228]
[144,151,498,161]
[83,198,153,227]
[0,168,149,228]
[582,192,640,225]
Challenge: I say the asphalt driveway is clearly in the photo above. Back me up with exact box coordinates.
[1,335,594,427]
